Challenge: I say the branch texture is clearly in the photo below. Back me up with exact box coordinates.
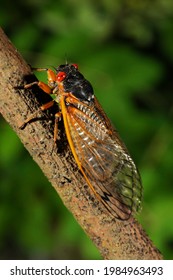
[0,28,163,259]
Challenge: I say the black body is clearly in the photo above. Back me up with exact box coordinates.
[56,64,94,103]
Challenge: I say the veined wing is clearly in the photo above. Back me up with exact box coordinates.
[65,98,142,220]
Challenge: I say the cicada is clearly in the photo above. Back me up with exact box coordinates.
[22,63,142,220]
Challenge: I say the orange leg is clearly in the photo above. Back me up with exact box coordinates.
[24,81,52,94]
[53,112,62,144]
[20,68,57,128]
[20,68,60,141]
[24,67,56,93]
[19,100,55,129]
[30,68,57,89]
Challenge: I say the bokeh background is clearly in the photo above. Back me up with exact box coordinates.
[1,0,173,259]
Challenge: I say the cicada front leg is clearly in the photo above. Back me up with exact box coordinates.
[19,68,57,128]
[19,68,63,147]
[19,78,54,129]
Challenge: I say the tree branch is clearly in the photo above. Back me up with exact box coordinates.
[0,27,163,259]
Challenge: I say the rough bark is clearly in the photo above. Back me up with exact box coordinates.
[0,28,163,259]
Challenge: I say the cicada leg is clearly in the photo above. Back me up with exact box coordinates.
[19,99,55,129]
[19,68,54,129]
[31,68,57,88]
[23,67,57,94]
[24,80,52,94]
[20,68,63,147]
[54,112,62,144]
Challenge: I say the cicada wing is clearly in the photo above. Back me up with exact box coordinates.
[65,100,142,220]
[80,141,142,219]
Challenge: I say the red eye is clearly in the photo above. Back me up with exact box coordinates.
[56,71,66,82]
[72,63,78,69]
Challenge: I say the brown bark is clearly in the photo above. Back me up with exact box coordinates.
[0,27,163,259]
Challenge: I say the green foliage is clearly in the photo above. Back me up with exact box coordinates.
[1,0,173,259]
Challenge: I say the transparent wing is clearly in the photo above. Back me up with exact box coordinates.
[66,100,142,220]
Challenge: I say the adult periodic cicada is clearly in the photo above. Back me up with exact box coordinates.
[22,63,142,220]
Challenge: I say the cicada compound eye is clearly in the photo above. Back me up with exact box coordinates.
[56,71,66,82]
[72,63,78,69]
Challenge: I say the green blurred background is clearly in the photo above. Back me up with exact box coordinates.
[1,0,173,259]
